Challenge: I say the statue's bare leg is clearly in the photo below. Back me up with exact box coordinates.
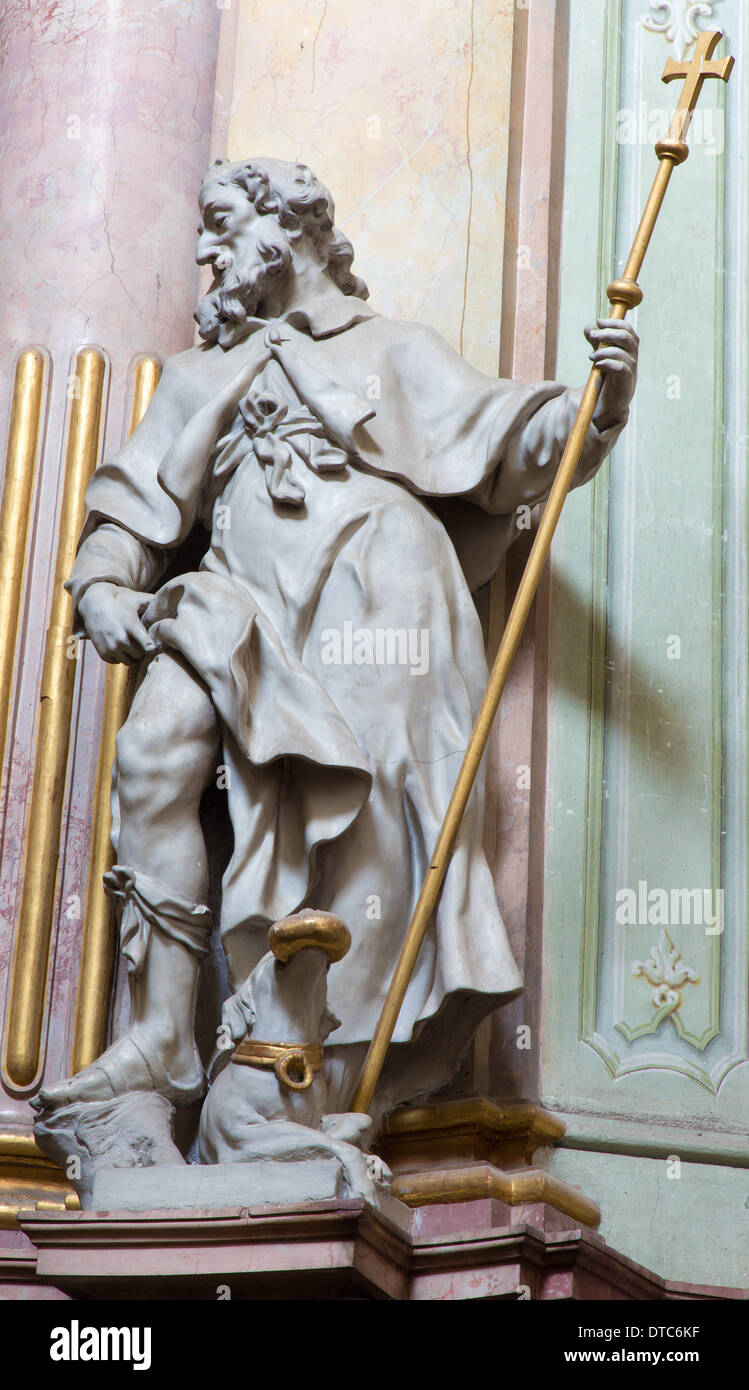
[39,651,219,1110]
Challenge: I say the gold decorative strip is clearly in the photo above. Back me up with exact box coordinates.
[375,1098,600,1226]
[0,1131,78,1229]
[390,1161,601,1228]
[71,354,160,1073]
[0,349,47,783]
[4,347,106,1088]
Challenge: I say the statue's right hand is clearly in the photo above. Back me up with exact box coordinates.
[211,357,269,434]
[77,582,160,665]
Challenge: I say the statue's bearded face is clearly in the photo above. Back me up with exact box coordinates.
[194,178,293,344]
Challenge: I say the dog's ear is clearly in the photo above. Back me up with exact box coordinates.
[221,980,256,1044]
[320,1003,341,1041]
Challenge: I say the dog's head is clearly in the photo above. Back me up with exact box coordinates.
[268,910,351,967]
[222,911,351,1047]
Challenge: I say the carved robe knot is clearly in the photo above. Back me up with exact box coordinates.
[211,382,351,506]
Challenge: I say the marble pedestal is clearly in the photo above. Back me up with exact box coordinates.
[376,1096,601,1227]
[15,1196,741,1301]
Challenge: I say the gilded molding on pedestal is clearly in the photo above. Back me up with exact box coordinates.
[378,1096,565,1169]
[0,348,48,785]
[3,347,106,1090]
[377,1097,600,1227]
[0,1131,78,1230]
[390,1162,601,1228]
[71,354,160,1075]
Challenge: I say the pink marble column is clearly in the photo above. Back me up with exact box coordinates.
[485,0,568,1097]
[0,0,220,1239]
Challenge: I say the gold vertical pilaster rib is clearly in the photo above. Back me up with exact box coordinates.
[71,354,161,1073]
[4,348,106,1088]
[0,350,47,782]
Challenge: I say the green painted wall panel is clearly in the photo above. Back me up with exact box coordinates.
[548,1147,749,1288]
[541,0,748,1246]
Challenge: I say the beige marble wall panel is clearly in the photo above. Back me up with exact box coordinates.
[225,0,515,374]
[223,1,569,1110]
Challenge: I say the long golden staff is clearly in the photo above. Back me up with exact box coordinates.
[351,29,734,1115]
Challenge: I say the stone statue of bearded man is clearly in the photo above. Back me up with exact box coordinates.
[40,157,637,1119]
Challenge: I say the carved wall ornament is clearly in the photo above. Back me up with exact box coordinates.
[631,929,700,1018]
[641,2,718,62]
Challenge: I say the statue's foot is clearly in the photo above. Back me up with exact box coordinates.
[36,1025,204,1112]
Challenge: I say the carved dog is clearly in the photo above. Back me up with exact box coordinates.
[198,911,390,1199]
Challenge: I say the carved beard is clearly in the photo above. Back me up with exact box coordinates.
[195,225,293,345]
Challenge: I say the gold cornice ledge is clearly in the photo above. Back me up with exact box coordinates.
[376,1097,601,1228]
[0,1132,79,1230]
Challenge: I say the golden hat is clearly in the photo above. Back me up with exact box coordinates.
[269,910,351,964]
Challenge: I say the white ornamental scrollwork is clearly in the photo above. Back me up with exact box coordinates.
[641,1,717,61]
[631,929,700,1017]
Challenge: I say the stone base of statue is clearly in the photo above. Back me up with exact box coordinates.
[32,1093,395,1213]
[91,1160,353,1211]
[31,911,396,1215]
[12,1093,741,1299]
[32,1093,185,1210]
[15,1194,736,1301]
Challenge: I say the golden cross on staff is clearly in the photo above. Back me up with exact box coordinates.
[351,30,735,1116]
[663,28,735,140]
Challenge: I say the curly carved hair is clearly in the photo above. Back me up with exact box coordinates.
[206,157,369,301]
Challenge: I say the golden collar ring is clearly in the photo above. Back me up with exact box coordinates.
[231,1039,323,1092]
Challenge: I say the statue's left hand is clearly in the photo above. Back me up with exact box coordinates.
[585,317,639,431]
